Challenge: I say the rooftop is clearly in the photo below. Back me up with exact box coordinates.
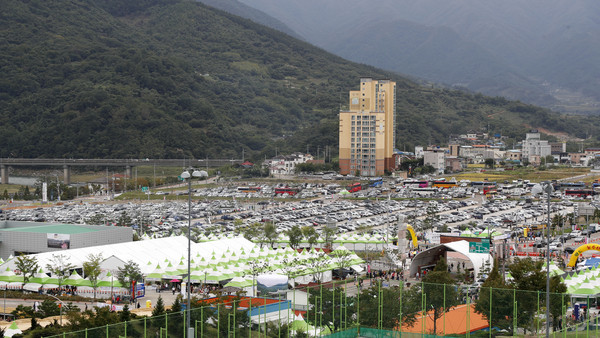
[0,224,103,234]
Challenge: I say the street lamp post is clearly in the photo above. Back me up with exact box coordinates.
[181,168,208,338]
[532,182,552,338]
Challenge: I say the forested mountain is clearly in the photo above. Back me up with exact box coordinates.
[239,0,600,113]
[1,0,599,160]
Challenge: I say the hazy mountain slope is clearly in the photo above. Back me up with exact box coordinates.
[327,19,554,105]
[1,0,598,160]
[240,0,600,110]
[195,0,301,39]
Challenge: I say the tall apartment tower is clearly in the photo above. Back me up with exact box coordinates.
[339,78,396,176]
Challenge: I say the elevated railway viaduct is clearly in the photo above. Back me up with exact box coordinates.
[0,158,241,184]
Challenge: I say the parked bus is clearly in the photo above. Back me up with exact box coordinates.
[565,189,595,197]
[274,187,300,196]
[432,180,457,189]
[370,177,383,187]
[403,180,429,188]
[347,182,363,193]
[237,186,261,193]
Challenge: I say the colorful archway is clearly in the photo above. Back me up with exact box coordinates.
[567,243,600,267]
[406,225,418,248]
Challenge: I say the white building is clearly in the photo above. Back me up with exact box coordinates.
[423,150,445,174]
[522,131,551,165]
[264,152,314,176]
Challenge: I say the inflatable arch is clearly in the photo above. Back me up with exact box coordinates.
[406,225,418,248]
[567,243,600,267]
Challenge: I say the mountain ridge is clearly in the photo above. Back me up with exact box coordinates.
[239,0,600,113]
[1,0,599,161]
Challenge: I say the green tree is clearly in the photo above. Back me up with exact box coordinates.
[116,211,133,227]
[358,283,420,330]
[507,257,566,334]
[330,249,353,273]
[287,225,303,249]
[116,260,143,300]
[82,253,103,301]
[151,295,166,329]
[422,203,440,231]
[484,158,495,169]
[119,304,132,322]
[302,226,318,249]
[306,286,356,332]
[244,223,261,245]
[39,299,61,318]
[152,296,166,317]
[263,222,278,248]
[422,258,460,335]
[85,213,106,225]
[15,255,39,286]
[45,254,74,289]
[474,259,514,334]
[322,226,337,250]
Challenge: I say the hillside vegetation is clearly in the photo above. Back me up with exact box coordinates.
[1,0,599,160]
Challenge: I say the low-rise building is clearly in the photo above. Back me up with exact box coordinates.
[264,153,314,176]
[0,222,132,259]
[522,131,551,164]
[424,150,445,174]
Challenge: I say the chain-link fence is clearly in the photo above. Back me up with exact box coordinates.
[43,278,596,337]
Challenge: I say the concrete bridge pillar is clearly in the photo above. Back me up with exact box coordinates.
[63,165,71,185]
[0,166,7,184]
[126,166,133,180]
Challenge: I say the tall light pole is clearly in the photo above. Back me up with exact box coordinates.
[532,181,552,338]
[181,168,208,338]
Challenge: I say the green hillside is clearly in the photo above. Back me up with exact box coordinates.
[1,0,598,160]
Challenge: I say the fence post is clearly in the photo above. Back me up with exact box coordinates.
[489,286,493,338]
[466,286,470,338]
[399,280,403,336]
[332,282,335,332]
[421,284,426,336]
[320,283,323,331]
[378,280,383,330]
[535,290,548,335]
[144,316,147,338]
[443,283,446,337]
[587,295,590,338]
[233,299,236,338]
[513,289,517,336]
[106,324,108,338]
[248,294,251,338]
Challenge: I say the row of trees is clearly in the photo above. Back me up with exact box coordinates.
[14,254,142,303]
[241,222,337,250]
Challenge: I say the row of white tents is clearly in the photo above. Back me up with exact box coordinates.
[0,236,364,298]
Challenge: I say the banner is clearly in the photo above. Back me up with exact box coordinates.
[47,233,70,249]
[256,274,288,296]
[42,182,47,203]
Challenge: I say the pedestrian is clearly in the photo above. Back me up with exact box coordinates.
[172,286,176,295]
[85,303,88,311]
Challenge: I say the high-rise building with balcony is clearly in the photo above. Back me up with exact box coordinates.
[339,78,396,176]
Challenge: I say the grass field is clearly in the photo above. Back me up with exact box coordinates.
[452,167,590,183]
